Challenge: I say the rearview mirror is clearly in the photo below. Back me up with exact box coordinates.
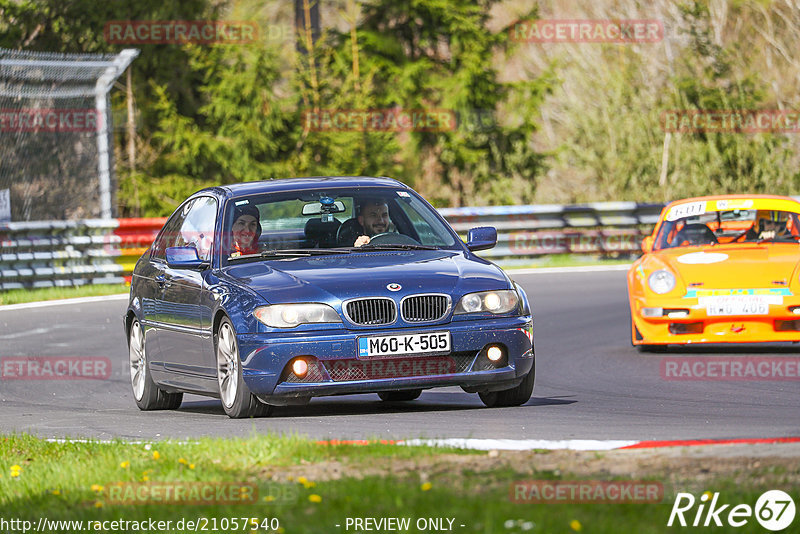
[166,246,208,270]
[641,236,654,253]
[466,227,497,251]
[302,200,346,215]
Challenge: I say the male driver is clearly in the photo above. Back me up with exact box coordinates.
[354,198,392,247]
[745,210,788,241]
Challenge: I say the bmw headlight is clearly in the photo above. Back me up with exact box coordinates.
[648,270,676,295]
[454,290,519,315]
[254,304,341,328]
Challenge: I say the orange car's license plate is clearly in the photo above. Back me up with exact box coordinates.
[705,296,769,316]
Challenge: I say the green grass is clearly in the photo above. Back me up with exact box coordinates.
[0,284,129,306]
[0,433,789,534]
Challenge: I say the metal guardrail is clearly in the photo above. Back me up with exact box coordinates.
[440,201,665,266]
[113,218,164,278]
[0,201,668,291]
[0,219,125,291]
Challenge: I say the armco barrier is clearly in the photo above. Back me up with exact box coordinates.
[439,201,665,265]
[113,217,166,281]
[0,201,668,291]
[0,219,125,291]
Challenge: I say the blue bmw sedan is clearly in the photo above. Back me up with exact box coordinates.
[124,177,534,418]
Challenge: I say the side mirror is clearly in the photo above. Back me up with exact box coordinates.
[166,246,208,270]
[641,236,655,253]
[466,226,497,251]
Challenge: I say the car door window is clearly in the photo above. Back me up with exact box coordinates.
[179,196,217,262]
[151,199,194,261]
[394,195,455,246]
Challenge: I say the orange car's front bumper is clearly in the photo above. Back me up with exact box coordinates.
[630,296,800,345]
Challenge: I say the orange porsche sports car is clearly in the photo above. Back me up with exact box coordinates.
[628,194,800,350]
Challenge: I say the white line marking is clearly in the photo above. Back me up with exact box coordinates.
[400,438,640,451]
[0,325,72,340]
[0,293,128,312]
[507,264,632,275]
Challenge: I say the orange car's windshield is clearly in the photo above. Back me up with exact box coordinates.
[653,209,800,250]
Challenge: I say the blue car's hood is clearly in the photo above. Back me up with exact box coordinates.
[221,250,510,305]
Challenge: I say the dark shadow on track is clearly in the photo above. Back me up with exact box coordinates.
[524,396,577,407]
[640,343,800,355]
[175,394,575,418]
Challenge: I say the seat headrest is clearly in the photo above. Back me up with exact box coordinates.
[304,218,342,247]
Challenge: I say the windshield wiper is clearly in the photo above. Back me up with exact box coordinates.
[228,248,352,261]
[355,244,439,251]
[280,248,353,254]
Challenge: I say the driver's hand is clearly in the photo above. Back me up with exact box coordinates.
[759,230,776,240]
[354,235,371,247]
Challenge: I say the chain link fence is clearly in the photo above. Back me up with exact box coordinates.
[0,47,138,222]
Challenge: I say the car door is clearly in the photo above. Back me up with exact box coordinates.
[159,196,218,379]
[143,201,194,378]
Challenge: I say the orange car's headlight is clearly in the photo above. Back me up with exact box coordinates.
[648,270,676,294]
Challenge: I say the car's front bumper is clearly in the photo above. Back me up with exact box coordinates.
[236,316,534,401]
[631,295,800,344]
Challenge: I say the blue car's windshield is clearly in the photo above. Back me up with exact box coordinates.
[223,187,458,262]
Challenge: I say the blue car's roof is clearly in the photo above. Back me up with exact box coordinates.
[201,176,408,198]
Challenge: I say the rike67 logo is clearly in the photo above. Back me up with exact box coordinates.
[668,490,795,531]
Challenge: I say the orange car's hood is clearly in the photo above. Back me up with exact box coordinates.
[652,244,800,288]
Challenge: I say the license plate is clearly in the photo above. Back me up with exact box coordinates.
[704,296,769,316]
[358,331,451,358]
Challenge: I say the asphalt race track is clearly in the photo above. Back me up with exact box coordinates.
[1,269,798,441]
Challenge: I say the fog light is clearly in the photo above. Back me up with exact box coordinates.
[487,346,503,362]
[641,307,663,317]
[292,358,308,378]
[667,310,689,319]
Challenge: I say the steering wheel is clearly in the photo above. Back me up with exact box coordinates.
[365,232,421,246]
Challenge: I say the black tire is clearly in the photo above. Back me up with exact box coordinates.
[631,315,667,352]
[216,317,272,419]
[128,318,183,410]
[479,360,535,408]
[378,389,422,402]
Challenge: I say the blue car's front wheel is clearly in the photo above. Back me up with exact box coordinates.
[216,317,272,418]
[129,318,182,410]
[478,360,535,408]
